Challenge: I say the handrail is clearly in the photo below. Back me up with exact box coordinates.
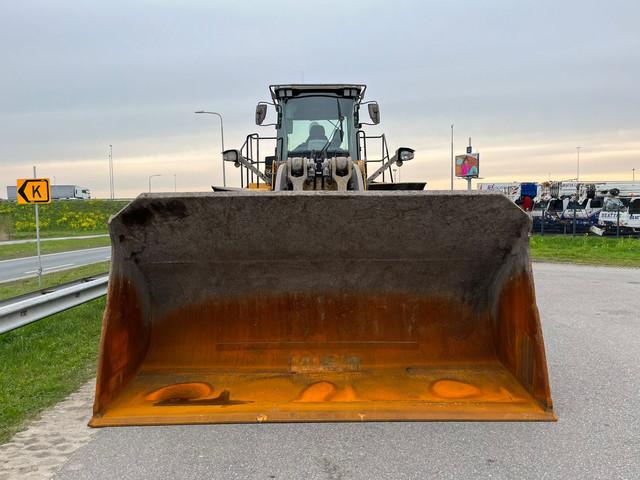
[237,134,277,188]
[357,131,395,183]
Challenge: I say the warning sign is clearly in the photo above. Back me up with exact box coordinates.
[16,178,51,204]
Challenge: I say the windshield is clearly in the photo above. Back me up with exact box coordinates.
[279,96,356,159]
[548,200,563,211]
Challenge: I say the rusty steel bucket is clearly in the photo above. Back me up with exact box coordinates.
[90,191,555,426]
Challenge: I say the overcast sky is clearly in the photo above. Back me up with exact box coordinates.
[1,0,639,198]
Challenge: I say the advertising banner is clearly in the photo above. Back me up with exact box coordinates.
[455,154,479,178]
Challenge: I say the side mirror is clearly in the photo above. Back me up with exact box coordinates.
[394,147,414,167]
[368,102,381,125]
[255,104,267,125]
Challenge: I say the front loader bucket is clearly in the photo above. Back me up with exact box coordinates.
[90,191,555,426]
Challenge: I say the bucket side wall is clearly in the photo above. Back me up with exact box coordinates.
[494,271,554,412]
[92,235,152,416]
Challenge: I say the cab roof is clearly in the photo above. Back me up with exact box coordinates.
[269,84,366,103]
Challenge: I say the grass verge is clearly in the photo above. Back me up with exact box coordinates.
[0,262,110,443]
[6,230,108,240]
[0,297,104,444]
[0,262,110,301]
[0,236,111,261]
[530,235,640,267]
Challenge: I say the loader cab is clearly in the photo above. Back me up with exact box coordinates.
[219,83,416,191]
[267,85,364,162]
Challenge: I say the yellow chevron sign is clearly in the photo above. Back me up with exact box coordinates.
[16,178,51,204]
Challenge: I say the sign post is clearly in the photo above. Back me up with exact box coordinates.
[17,170,51,287]
[466,140,473,191]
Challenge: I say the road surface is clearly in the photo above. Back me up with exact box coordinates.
[4,262,639,479]
[0,247,111,283]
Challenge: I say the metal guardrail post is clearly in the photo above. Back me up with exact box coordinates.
[0,275,108,335]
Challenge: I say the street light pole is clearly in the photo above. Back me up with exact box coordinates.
[633,168,636,181]
[108,144,114,199]
[174,174,177,192]
[148,174,161,193]
[576,146,582,181]
[450,123,454,191]
[195,110,226,187]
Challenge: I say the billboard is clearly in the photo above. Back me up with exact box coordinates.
[455,153,479,178]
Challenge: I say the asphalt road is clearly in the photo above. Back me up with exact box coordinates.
[0,247,111,283]
[55,263,639,480]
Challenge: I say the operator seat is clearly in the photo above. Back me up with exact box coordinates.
[306,123,328,150]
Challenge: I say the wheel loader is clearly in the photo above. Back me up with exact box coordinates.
[90,84,555,426]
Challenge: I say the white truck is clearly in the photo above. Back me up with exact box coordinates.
[560,197,604,223]
[598,197,640,233]
[596,182,640,234]
[6,184,91,201]
[532,181,603,233]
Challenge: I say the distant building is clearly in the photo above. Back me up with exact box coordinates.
[6,185,91,201]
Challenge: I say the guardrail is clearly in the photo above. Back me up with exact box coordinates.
[0,273,109,335]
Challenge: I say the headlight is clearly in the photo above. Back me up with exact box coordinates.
[400,150,414,161]
[397,148,415,162]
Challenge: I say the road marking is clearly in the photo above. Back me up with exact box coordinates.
[44,263,75,272]
[24,265,74,274]
[0,246,111,264]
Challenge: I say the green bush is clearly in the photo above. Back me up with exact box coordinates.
[0,214,10,240]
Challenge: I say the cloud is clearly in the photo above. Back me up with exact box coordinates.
[1,0,639,198]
